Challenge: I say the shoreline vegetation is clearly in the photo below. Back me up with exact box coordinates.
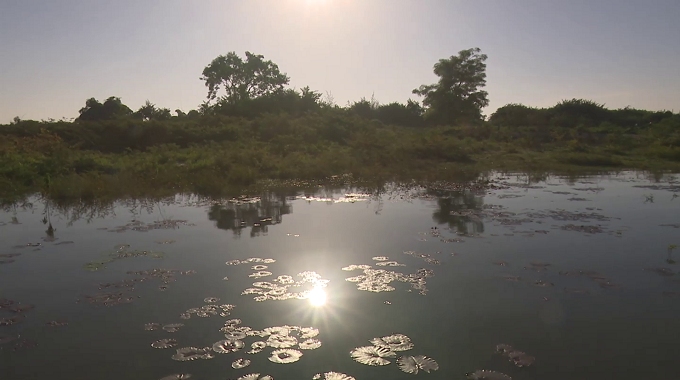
[2,49,679,202]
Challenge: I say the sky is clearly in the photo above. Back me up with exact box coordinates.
[1,0,679,123]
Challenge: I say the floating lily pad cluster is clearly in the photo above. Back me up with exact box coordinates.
[494,344,535,367]
[344,263,433,295]
[350,333,438,375]
[180,301,235,320]
[403,251,441,265]
[83,244,165,272]
[229,258,329,302]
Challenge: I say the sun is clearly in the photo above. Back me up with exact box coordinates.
[308,287,327,306]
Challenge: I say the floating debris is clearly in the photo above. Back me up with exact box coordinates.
[163,323,184,333]
[232,358,252,369]
[172,346,214,361]
[370,334,414,352]
[152,339,178,349]
[493,261,509,267]
[269,348,303,363]
[397,355,439,374]
[212,339,245,353]
[204,297,220,303]
[298,338,322,350]
[350,346,395,366]
[466,370,512,380]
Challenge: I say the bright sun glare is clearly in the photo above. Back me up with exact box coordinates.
[308,287,327,306]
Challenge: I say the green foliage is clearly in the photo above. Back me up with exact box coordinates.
[200,51,290,104]
[413,48,489,125]
[77,96,133,122]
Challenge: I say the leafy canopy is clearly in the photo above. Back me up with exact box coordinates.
[413,47,489,124]
[200,51,290,104]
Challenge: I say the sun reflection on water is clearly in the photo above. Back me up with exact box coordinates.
[308,286,327,306]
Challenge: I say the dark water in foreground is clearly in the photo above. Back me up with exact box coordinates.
[1,172,680,380]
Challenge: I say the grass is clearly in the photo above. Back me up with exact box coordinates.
[1,112,680,202]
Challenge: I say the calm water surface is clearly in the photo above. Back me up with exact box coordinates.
[1,172,680,380]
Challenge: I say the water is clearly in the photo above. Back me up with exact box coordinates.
[1,172,680,380]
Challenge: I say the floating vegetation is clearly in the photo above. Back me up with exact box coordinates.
[376,261,406,267]
[494,344,535,367]
[560,224,605,234]
[267,335,298,348]
[236,374,274,380]
[8,303,34,313]
[500,274,521,282]
[346,266,432,295]
[249,271,273,278]
[155,240,176,244]
[252,265,268,270]
[225,331,248,340]
[298,338,322,350]
[212,339,245,353]
[372,256,390,261]
[643,267,675,276]
[240,272,329,302]
[370,334,415,352]
[320,372,356,380]
[108,219,195,233]
[350,346,395,366]
[46,320,68,327]
[227,258,276,266]
[144,323,161,331]
[152,339,178,349]
[204,297,220,303]
[80,292,134,306]
[159,375,192,380]
[397,355,439,374]
[248,341,267,354]
[83,245,166,271]
[342,264,372,271]
[172,346,214,361]
[403,251,441,265]
[0,315,24,326]
[466,370,512,380]
[163,323,184,333]
[268,348,303,363]
[232,358,252,369]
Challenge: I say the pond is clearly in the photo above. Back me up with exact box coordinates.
[1,172,680,380]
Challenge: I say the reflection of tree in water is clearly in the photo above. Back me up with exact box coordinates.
[429,189,485,234]
[208,192,293,237]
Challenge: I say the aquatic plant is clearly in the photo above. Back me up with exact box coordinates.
[46,320,68,327]
[299,327,319,339]
[370,334,414,352]
[372,256,390,261]
[397,355,439,374]
[232,358,252,369]
[321,372,356,380]
[350,346,395,366]
[466,370,512,380]
[507,350,535,367]
[298,338,322,350]
[212,339,245,353]
[236,374,273,380]
[267,335,298,348]
[144,323,161,331]
[268,348,303,363]
[151,339,178,349]
[159,374,192,380]
[163,323,184,333]
[204,297,220,303]
[249,271,273,278]
[252,265,268,270]
[224,331,248,340]
[172,346,214,361]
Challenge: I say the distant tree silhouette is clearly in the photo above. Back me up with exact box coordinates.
[201,51,290,104]
[77,96,133,122]
[413,48,489,125]
[134,100,171,121]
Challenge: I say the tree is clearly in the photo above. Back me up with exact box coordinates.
[77,96,133,121]
[134,100,171,121]
[413,48,489,125]
[200,51,290,104]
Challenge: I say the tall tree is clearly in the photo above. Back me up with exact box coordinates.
[413,48,489,124]
[200,51,290,104]
[77,96,133,121]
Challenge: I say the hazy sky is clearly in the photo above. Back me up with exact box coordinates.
[1,0,679,122]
